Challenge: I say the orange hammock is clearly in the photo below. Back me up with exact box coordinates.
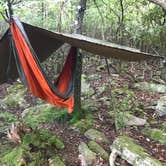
[10,18,77,113]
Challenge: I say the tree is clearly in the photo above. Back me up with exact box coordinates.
[147,0,166,11]
[74,0,87,111]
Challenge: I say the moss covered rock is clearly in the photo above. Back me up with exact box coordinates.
[84,129,110,144]
[162,122,166,129]
[123,112,147,126]
[72,119,93,134]
[88,141,109,160]
[111,136,164,166]
[133,82,166,93]
[156,96,166,116]
[78,142,96,166]
[142,128,166,146]
[81,75,94,96]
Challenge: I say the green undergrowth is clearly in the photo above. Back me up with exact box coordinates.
[0,83,27,108]
[0,129,65,166]
[22,102,95,131]
[71,112,94,133]
[0,112,17,122]
[0,112,17,134]
[109,85,143,131]
[69,104,95,133]
[22,104,69,129]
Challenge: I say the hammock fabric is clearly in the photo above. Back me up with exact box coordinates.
[10,17,77,113]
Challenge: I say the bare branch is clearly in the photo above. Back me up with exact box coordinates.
[147,0,166,11]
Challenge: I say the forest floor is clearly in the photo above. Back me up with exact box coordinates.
[0,57,166,166]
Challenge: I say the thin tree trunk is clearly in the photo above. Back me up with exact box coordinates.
[74,0,87,111]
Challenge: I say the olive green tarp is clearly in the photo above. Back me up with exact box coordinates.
[0,22,161,84]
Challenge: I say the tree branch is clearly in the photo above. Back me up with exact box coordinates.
[147,0,166,11]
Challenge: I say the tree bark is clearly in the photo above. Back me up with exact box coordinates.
[147,0,166,11]
[74,0,87,111]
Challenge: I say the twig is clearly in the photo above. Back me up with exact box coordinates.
[0,11,9,23]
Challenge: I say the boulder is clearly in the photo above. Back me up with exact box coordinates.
[156,96,166,116]
[78,142,96,166]
[88,141,109,160]
[110,136,164,166]
[71,118,93,134]
[81,75,94,96]
[123,113,147,126]
[84,129,110,144]
[161,66,166,82]
[133,82,166,93]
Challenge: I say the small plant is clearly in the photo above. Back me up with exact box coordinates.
[115,112,126,131]
[110,85,141,131]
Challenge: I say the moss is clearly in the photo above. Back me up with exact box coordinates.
[0,112,17,137]
[22,104,68,128]
[113,136,148,158]
[162,122,166,128]
[88,141,109,160]
[0,112,17,122]
[49,156,66,166]
[133,82,166,93]
[0,143,15,159]
[2,147,25,166]
[1,127,65,165]
[48,136,65,149]
[142,128,166,146]
[7,83,25,94]
[72,118,93,134]
[84,129,110,144]
[1,83,27,108]
[149,121,158,125]
[111,136,164,166]
[22,129,65,150]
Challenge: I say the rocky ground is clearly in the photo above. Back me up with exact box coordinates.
[0,57,166,166]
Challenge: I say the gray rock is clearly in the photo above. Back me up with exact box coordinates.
[88,141,109,160]
[81,75,94,96]
[84,129,110,144]
[161,66,166,82]
[142,128,166,146]
[156,96,166,116]
[78,142,96,166]
[133,82,166,93]
[110,136,164,166]
[123,113,147,126]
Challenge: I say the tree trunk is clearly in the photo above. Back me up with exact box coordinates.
[147,0,166,11]
[74,0,87,111]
